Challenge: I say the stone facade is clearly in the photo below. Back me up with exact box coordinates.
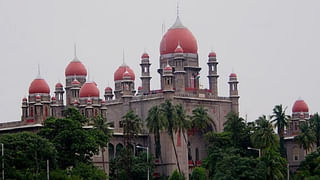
[0,16,240,178]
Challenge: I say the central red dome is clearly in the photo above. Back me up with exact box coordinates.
[65,58,87,77]
[29,78,50,94]
[160,16,198,55]
[114,64,135,81]
[79,82,99,98]
[292,99,309,113]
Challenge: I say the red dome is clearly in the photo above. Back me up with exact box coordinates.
[141,53,149,59]
[230,73,237,78]
[164,65,173,71]
[114,64,135,81]
[208,52,216,57]
[292,99,309,113]
[79,82,100,98]
[101,100,106,104]
[55,83,63,88]
[51,96,56,101]
[72,79,80,85]
[22,97,27,101]
[29,78,50,94]
[105,87,112,92]
[73,99,79,104]
[65,60,87,77]
[36,95,41,99]
[138,86,142,90]
[160,17,198,55]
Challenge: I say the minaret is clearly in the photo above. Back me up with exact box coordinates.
[207,51,219,96]
[100,100,108,119]
[54,82,64,105]
[228,73,239,113]
[70,79,81,103]
[140,52,151,94]
[174,44,186,92]
[121,70,135,97]
[104,87,114,100]
[21,97,28,120]
[65,45,87,106]
[163,63,174,92]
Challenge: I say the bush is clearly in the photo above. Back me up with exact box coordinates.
[190,167,207,180]
[169,169,185,180]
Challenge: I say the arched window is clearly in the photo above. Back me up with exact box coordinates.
[108,143,114,160]
[116,143,123,157]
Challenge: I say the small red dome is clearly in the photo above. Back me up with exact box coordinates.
[208,52,216,57]
[65,60,87,77]
[292,99,309,113]
[230,73,237,78]
[123,71,131,79]
[160,17,197,55]
[141,53,149,59]
[73,99,79,104]
[114,64,135,81]
[72,79,80,85]
[79,82,100,98]
[174,44,184,53]
[51,96,56,101]
[105,87,112,92]
[164,65,173,71]
[138,86,142,90]
[55,83,63,88]
[36,95,41,99]
[101,100,106,104]
[22,97,27,101]
[29,78,50,94]
[87,98,92,103]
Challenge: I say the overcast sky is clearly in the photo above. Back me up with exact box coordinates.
[0,0,319,122]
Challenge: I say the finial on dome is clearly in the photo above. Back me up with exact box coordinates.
[177,2,180,17]
[73,43,79,61]
[37,64,41,79]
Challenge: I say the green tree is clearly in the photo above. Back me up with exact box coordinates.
[63,107,88,124]
[92,114,112,173]
[251,115,278,153]
[38,112,102,169]
[174,104,190,145]
[146,105,167,159]
[310,113,320,147]
[271,104,290,157]
[190,167,207,180]
[168,169,185,180]
[224,112,251,149]
[0,132,57,179]
[294,122,315,154]
[160,100,181,172]
[261,148,287,180]
[122,110,142,147]
[71,162,107,180]
[191,106,212,134]
[295,148,320,180]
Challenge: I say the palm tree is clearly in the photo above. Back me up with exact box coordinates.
[251,115,278,154]
[261,148,287,180]
[122,110,142,147]
[224,112,247,147]
[271,105,290,138]
[310,113,320,147]
[174,104,190,145]
[271,104,290,157]
[160,100,181,173]
[190,106,212,134]
[93,115,112,173]
[146,105,167,159]
[294,122,315,154]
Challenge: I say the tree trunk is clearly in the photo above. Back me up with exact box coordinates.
[170,134,181,173]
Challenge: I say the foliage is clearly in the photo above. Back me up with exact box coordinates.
[295,148,320,180]
[0,132,57,179]
[168,169,185,180]
[190,106,212,134]
[70,162,107,180]
[146,105,167,159]
[109,150,154,180]
[174,104,190,144]
[38,108,106,169]
[251,115,279,153]
[310,113,320,147]
[261,148,287,180]
[63,107,88,124]
[294,122,315,154]
[160,100,181,172]
[122,110,142,146]
[190,167,207,180]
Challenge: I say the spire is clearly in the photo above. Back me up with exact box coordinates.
[171,2,184,29]
[73,43,79,61]
[36,64,42,79]
[122,49,126,66]
[177,2,180,17]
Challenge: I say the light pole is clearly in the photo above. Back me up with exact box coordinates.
[247,147,261,158]
[136,145,149,180]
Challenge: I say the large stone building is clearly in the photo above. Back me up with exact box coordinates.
[0,15,240,177]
